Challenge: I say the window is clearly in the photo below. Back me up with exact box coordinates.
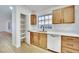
[38,14,52,29]
[49,15,52,24]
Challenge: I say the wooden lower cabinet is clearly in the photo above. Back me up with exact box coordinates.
[30,32,34,44]
[30,32,47,49]
[30,32,39,46]
[38,33,47,49]
[62,46,79,53]
[61,36,79,53]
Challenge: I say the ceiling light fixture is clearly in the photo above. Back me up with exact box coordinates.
[9,6,13,10]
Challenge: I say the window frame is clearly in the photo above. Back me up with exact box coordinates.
[38,14,52,29]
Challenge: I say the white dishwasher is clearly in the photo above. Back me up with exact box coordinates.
[47,34,61,52]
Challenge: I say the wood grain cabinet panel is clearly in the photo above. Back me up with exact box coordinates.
[30,32,39,46]
[62,47,79,53]
[31,15,37,25]
[38,33,47,49]
[30,32,34,44]
[61,36,79,53]
[52,5,75,24]
[63,6,75,23]
[73,38,79,50]
[53,9,63,24]
[30,32,47,49]
[33,33,39,46]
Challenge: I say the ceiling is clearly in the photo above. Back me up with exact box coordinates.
[0,5,12,15]
[0,5,59,15]
[26,5,59,13]
[0,5,12,20]
[0,5,59,17]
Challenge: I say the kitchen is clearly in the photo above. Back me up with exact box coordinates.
[12,5,79,53]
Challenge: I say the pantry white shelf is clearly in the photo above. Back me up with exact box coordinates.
[21,36,26,39]
[20,14,26,41]
[21,33,25,35]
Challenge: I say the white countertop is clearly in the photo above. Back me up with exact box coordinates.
[28,30,79,37]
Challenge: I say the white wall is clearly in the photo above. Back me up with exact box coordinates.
[8,20,12,33]
[0,12,12,32]
[12,5,31,48]
[12,6,16,46]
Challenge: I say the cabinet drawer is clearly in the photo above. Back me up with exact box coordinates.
[62,37,74,48]
[62,36,79,51]
[62,36,74,42]
[62,47,79,53]
[62,42,74,49]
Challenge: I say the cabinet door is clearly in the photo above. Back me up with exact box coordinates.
[63,6,75,23]
[61,36,79,53]
[31,15,37,25]
[38,33,47,49]
[53,9,63,24]
[30,32,34,44]
[73,37,79,50]
[30,32,39,46]
[33,33,39,46]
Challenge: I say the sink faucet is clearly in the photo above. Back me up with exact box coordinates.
[41,25,44,31]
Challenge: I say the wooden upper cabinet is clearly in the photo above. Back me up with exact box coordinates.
[52,5,75,24]
[53,8,63,24]
[31,14,37,25]
[63,6,75,23]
